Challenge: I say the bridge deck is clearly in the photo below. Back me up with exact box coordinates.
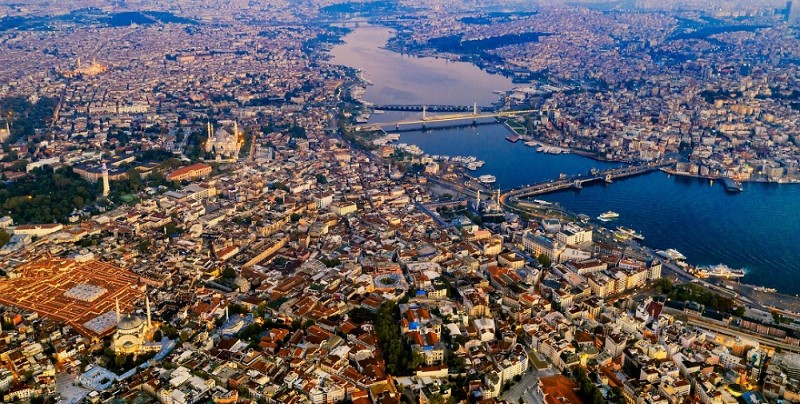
[502,165,659,200]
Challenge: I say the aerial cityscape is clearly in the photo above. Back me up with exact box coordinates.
[0,0,800,403]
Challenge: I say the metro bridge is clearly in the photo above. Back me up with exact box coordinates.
[377,103,539,129]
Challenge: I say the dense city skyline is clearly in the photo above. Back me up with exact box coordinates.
[0,1,799,403]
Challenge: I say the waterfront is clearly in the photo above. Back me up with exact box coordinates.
[400,127,800,294]
[329,26,513,105]
[332,26,800,295]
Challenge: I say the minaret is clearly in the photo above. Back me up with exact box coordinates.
[102,163,110,197]
[476,190,481,211]
[115,298,121,323]
[145,294,152,330]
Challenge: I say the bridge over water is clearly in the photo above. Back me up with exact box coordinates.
[501,164,668,204]
[374,104,495,113]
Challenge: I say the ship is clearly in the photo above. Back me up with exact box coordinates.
[533,199,552,206]
[597,211,620,221]
[478,175,497,184]
[656,249,687,261]
[753,285,777,293]
[616,226,644,241]
[697,264,746,279]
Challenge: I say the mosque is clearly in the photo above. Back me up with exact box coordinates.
[113,296,159,354]
[205,120,243,159]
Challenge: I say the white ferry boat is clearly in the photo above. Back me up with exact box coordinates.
[656,249,687,261]
[478,175,497,184]
[616,226,644,241]
[597,211,620,221]
[754,286,778,293]
[697,264,746,279]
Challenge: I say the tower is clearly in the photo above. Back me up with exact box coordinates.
[473,102,478,116]
[145,294,152,330]
[115,298,121,323]
[422,105,427,120]
[102,163,110,197]
[790,1,800,25]
[476,190,481,211]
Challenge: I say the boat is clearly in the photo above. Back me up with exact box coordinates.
[525,141,538,147]
[697,264,746,279]
[478,175,497,184]
[613,231,629,241]
[467,162,479,171]
[597,211,620,221]
[656,249,687,261]
[616,226,644,241]
[533,199,552,206]
[753,286,777,293]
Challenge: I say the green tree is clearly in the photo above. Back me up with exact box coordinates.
[222,267,237,280]
[0,228,10,247]
[537,253,551,268]
[316,174,328,184]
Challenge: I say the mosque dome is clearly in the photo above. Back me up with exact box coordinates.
[118,314,144,331]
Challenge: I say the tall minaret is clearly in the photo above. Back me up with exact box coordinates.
[476,190,481,211]
[115,298,121,323]
[145,294,152,330]
[102,163,110,197]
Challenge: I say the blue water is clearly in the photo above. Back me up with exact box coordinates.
[400,125,800,294]
[330,26,800,294]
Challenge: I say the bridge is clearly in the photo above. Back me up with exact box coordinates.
[500,164,666,205]
[380,107,539,129]
[374,104,495,113]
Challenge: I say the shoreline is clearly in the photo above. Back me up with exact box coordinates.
[660,167,800,185]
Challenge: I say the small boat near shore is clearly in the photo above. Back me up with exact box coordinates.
[597,211,620,221]
[656,249,686,261]
[616,226,644,241]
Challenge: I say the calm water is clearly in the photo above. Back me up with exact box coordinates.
[331,27,800,294]
[401,128,800,294]
[329,26,513,105]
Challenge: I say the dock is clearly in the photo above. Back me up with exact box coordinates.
[722,177,743,193]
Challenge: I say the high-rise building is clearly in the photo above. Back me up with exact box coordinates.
[789,1,800,25]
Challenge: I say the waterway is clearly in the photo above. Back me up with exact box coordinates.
[329,26,513,105]
[330,26,800,295]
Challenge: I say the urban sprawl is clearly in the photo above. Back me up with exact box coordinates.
[0,1,799,404]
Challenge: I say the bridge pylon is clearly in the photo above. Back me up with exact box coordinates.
[473,102,478,116]
[422,105,427,120]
